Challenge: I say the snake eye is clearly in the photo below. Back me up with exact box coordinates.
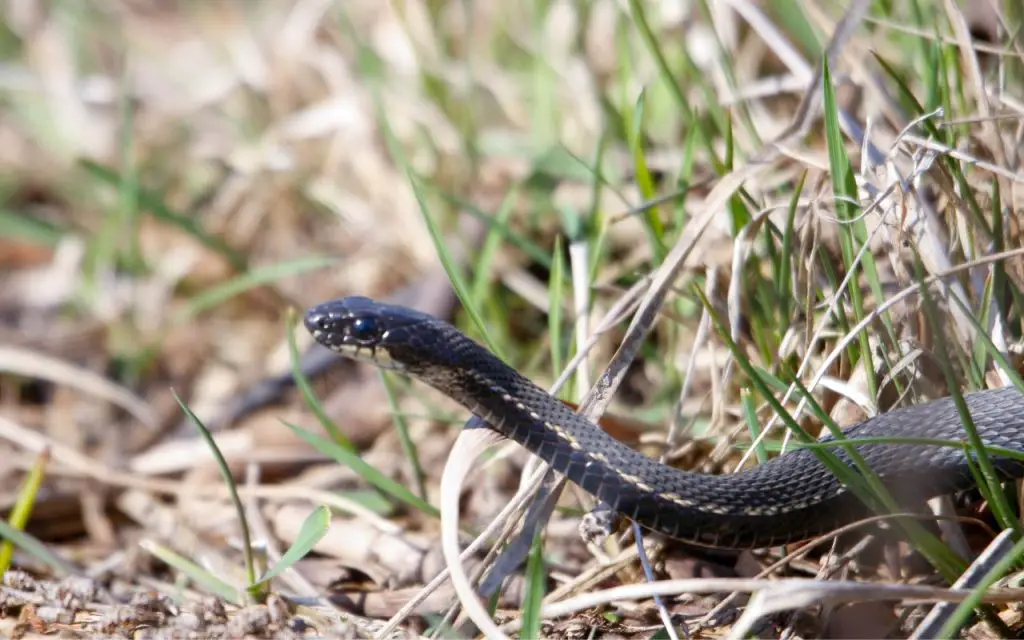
[349,317,378,343]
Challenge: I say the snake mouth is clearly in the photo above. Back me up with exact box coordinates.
[324,341,405,371]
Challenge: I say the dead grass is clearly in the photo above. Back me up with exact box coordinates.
[2,0,1024,637]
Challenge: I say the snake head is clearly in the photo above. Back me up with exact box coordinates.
[304,296,438,373]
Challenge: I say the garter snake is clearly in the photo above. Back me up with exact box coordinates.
[304,296,1024,549]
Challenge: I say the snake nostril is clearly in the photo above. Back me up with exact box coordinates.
[304,310,328,333]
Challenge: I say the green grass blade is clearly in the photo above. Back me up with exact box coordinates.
[548,235,566,382]
[625,89,667,263]
[438,191,552,268]
[0,209,64,245]
[695,287,872,498]
[380,371,429,501]
[776,171,806,323]
[79,159,248,270]
[936,534,1024,638]
[0,448,47,575]
[179,256,336,320]
[740,391,768,464]
[255,505,331,587]
[519,529,547,639]
[409,171,502,357]
[0,519,75,577]
[287,307,355,450]
[470,185,518,308]
[140,539,241,605]
[374,96,502,359]
[174,390,258,595]
[821,57,877,400]
[282,420,440,518]
[915,260,1020,536]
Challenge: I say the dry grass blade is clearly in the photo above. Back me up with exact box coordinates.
[440,428,509,640]
[911,529,1017,638]
[805,248,1024,399]
[374,456,553,638]
[744,246,1024,465]
[0,345,156,428]
[0,415,396,530]
[697,511,997,629]
[498,578,1024,636]
[940,0,1006,167]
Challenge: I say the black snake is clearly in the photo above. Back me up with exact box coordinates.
[304,296,1024,549]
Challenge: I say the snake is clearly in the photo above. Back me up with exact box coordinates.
[304,295,1024,550]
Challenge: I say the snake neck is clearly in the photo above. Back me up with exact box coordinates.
[408,331,580,437]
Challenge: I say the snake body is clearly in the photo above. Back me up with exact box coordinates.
[304,296,1024,549]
